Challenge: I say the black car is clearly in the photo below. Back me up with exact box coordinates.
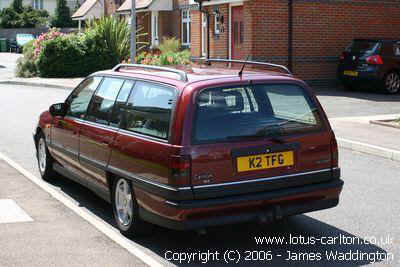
[337,39,400,94]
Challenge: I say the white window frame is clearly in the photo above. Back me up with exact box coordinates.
[181,9,191,46]
[33,0,43,9]
[201,13,207,57]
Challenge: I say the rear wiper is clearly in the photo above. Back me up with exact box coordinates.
[225,135,286,143]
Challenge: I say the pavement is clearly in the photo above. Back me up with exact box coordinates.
[0,52,82,89]
[0,159,147,267]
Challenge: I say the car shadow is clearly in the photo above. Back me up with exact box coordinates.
[312,85,400,103]
[48,174,390,267]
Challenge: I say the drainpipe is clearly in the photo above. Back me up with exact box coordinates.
[288,0,293,72]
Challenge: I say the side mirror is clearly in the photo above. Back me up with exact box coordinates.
[49,103,67,117]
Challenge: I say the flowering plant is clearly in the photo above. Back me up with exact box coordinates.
[33,28,63,58]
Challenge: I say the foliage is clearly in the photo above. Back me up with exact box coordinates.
[33,28,64,58]
[12,0,23,13]
[134,38,190,66]
[0,1,49,28]
[395,117,400,125]
[17,16,152,78]
[157,37,180,54]
[87,16,148,63]
[50,0,74,27]
[16,40,37,77]
[36,33,88,77]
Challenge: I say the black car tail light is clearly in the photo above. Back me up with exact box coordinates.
[366,55,383,65]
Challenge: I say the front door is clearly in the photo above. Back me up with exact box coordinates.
[231,6,243,60]
[50,77,102,176]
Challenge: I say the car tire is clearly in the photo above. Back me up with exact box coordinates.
[36,132,56,181]
[112,177,150,237]
[383,72,400,94]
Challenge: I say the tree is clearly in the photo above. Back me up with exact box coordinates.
[12,0,23,13]
[51,0,74,27]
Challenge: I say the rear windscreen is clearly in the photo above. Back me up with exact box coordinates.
[347,40,381,54]
[193,84,323,144]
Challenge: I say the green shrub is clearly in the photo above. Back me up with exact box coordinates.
[158,37,180,54]
[0,1,49,28]
[16,40,37,77]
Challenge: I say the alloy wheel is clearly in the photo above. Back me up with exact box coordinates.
[38,138,47,173]
[385,72,400,93]
[115,179,133,228]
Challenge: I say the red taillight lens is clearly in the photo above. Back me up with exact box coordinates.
[339,52,345,61]
[168,155,191,186]
[366,55,383,65]
[330,135,339,168]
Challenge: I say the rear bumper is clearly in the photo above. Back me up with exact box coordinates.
[139,178,344,231]
[337,66,383,85]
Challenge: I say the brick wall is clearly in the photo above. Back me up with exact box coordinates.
[190,0,400,83]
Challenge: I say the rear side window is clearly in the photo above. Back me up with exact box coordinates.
[347,40,381,55]
[394,43,400,56]
[120,81,175,140]
[193,84,323,144]
[86,78,124,125]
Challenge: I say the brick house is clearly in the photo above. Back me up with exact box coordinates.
[190,0,400,84]
[115,0,196,49]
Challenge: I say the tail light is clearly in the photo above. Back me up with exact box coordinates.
[366,55,383,65]
[339,52,345,61]
[168,155,191,186]
[330,135,339,168]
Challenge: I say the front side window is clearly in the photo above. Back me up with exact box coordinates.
[85,78,125,125]
[181,9,191,46]
[193,84,322,144]
[66,77,102,119]
[121,81,175,140]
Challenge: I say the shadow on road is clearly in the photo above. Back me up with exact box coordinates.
[48,174,390,266]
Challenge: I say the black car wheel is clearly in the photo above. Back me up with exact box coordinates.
[384,72,400,94]
[112,177,150,237]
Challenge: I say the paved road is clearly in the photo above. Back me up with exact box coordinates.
[313,86,400,118]
[0,83,400,266]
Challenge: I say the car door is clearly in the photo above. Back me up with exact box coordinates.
[78,77,134,198]
[109,81,177,188]
[50,76,102,178]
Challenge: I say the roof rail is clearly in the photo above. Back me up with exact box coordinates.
[112,64,188,82]
[202,58,292,75]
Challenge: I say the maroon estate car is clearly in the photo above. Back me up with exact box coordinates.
[33,60,343,236]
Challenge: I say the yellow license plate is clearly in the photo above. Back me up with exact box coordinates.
[236,151,294,172]
[343,70,358,77]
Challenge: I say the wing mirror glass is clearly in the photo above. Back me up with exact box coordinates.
[49,103,67,117]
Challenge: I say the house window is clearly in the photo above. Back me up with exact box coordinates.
[181,10,191,46]
[33,0,43,9]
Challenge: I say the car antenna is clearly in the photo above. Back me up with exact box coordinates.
[238,55,251,77]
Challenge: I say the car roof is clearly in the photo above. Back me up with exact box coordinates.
[353,38,399,43]
[95,65,300,90]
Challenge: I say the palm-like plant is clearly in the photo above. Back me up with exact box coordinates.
[87,16,148,62]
